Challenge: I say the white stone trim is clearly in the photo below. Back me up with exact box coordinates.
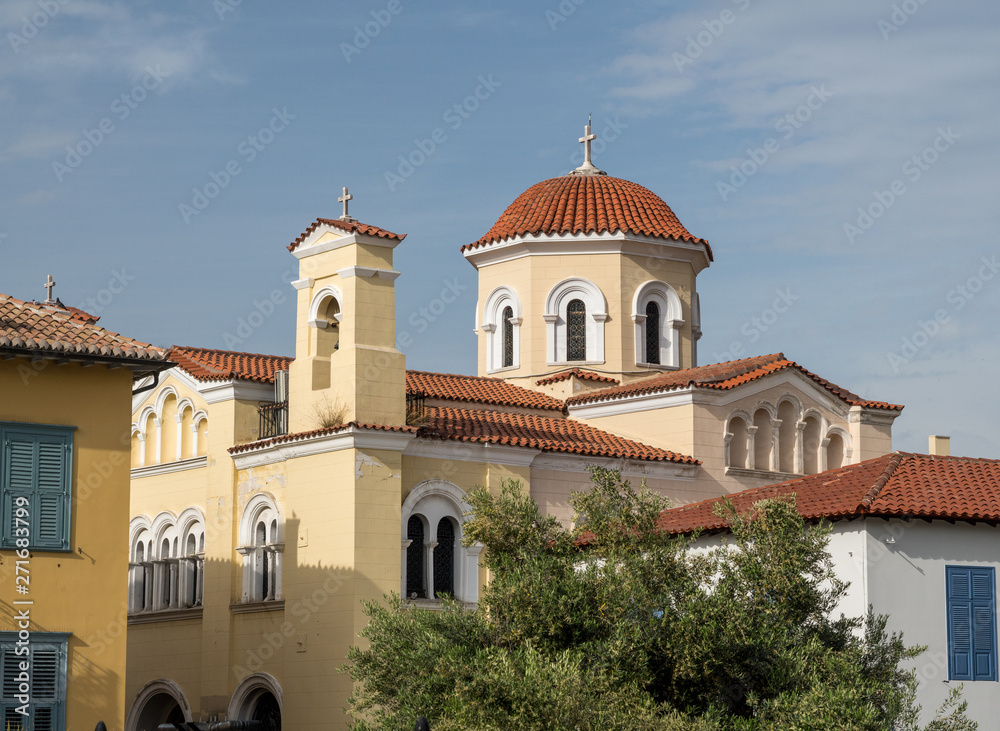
[337,266,378,279]
[231,427,415,469]
[403,438,540,466]
[530,453,698,480]
[307,285,345,322]
[228,673,283,723]
[238,494,283,603]
[544,277,607,364]
[130,455,207,479]
[290,277,314,290]
[126,679,194,731]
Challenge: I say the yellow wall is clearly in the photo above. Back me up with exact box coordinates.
[0,357,136,731]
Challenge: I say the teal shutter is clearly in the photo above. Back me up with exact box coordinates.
[0,634,68,731]
[1,424,73,551]
[947,566,997,682]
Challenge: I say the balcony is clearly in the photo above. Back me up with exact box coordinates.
[258,401,288,439]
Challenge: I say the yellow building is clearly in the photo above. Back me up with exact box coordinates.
[0,291,170,731]
[124,131,903,730]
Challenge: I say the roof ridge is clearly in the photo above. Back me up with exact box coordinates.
[857,452,905,510]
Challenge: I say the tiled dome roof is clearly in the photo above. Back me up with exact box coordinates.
[464,175,710,257]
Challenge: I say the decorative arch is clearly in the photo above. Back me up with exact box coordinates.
[544,277,607,364]
[632,280,684,368]
[775,395,802,474]
[823,426,853,471]
[192,410,209,457]
[752,406,775,472]
[134,388,208,466]
[238,494,283,603]
[725,411,751,470]
[482,285,523,372]
[126,679,193,731]
[801,410,823,475]
[228,673,282,729]
[401,480,482,604]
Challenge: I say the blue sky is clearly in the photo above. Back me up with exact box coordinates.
[2,0,998,457]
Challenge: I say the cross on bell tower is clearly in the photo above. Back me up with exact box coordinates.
[338,186,356,223]
[43,274,56,304]
[570,115,605,176]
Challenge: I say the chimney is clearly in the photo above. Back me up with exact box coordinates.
[928,435,950,457]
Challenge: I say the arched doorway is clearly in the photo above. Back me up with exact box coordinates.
[127,682,191,731]
[229,674,282,731]
[251,691,281,731]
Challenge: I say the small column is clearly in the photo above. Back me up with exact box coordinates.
[795,420,807,474]
[770,419,782,473]
[746,425,758,471]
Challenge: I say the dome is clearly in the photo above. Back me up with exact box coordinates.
[464,174,711,258]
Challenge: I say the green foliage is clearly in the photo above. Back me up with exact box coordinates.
[343,469,976,731]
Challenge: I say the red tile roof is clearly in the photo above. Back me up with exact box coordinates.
[229,422,417,454]
[407,370,564,412]
[0,294,168,365]
[463,175,712,258]
[168,347,293,384]
[657,452,1000,534]
[288,217,405,253]
[536,368,621,387]
[567,353,903,411]
[420,405,698,464]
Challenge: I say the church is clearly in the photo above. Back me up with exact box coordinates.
[124,125,904,730]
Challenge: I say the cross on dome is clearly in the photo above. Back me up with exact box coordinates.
[570,115,606,176]
[43,274,56,303]
[338,186,356,222]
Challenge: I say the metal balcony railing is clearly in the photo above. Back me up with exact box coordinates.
[258,401,288,439]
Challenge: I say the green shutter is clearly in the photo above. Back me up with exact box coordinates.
[0,634,68,731]
[1,423,73,551]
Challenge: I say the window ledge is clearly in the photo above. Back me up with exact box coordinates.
[486,365,520,375]
[635,362,679,371]
[230,599,285,615]
[404,598,477,612]
[547,360,605,367]
[725,467,802,481]
[131,455,208,479]
[128,606,203,625]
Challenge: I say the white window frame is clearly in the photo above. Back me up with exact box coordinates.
[401,480,482,604]
[632,280,683,369]
[237,494,283,603]
[482,285,523,373]
[544,277,607,365]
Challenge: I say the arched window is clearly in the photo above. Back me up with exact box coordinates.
[727,416,749,469]
[238,495,282,603]
[827,433,845,470]
[566,299,587,361]
[433,518,455,597]
[129,519,153,614]
[502,306,514,369]
[482,286,523,372]
[544,277,607,364]
[753,409,773,472]
[802,415,821,474]
[401,481,483,604]
[777,400,798,473]
[632,280,684,368]
[644,301,660,365]
[406,516,426,599]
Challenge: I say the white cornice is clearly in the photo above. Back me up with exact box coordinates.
[200,379,275,405]
[403,438,541,467]
[463,232,711,273]
[131,455,208,480]
[530,453,698,480]
[290,277,314,290]
[568,387,699,419]
[337,265,378,278]
[231,427,416,469]
[293,224,403,259]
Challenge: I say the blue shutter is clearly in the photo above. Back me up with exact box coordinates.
[947,566,997,682]
[1,424,73,551]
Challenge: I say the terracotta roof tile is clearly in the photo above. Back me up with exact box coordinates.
[567,353,903,411]
[168,346,293,384]
[420,405,698,465]
[229,422,417,454]
[463,175,712,259]
[407,370,564,411]
[535,368,620,387]
[288,217,405,253]
[0,293,168,364]
[657,452,1000,533]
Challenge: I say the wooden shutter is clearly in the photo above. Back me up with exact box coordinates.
[947,566,997,682]
[0,636,67,731]
[1,425,72,551]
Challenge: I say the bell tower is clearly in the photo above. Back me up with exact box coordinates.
[286,190,407,433]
